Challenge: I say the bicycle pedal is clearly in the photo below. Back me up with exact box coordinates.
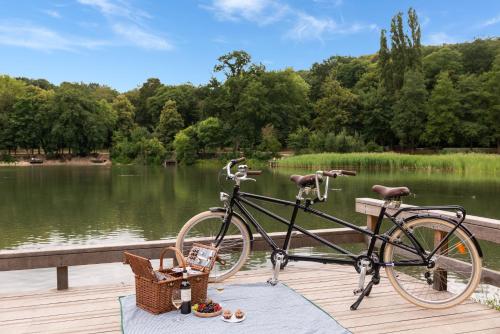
[267,278,278,286]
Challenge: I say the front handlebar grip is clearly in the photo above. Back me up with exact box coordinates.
[341,170,357,176]
[247,170,262,175]
[322,171,338,178]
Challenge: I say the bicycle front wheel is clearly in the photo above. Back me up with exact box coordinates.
[176,211,251,282]
[384,217,482,309]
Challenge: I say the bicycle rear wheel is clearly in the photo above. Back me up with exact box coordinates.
[384,217,482,309]
[176,211,251,282]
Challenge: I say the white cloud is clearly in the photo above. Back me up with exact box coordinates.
[0,22,107,52]
[77,0,150,22]
[205,0,376,42]
[205,0,289,25]
[43,10,61,19]
[480,14,500,27]
[77,0,173,51]
[425,32,456,45]
[112,24,172,50]
[313,0,343,7]
[286,13,377,41]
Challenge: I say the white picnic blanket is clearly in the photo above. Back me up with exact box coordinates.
[119,282,351,334]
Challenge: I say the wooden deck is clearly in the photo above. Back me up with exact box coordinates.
[1,262,498,334]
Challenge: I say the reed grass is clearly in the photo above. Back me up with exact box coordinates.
[276,152,500,173]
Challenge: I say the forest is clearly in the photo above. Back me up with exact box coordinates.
[0,8,499,165]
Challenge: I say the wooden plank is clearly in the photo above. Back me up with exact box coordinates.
[0,262,496,334]
[0,228,363,271]
[355,198,500,243]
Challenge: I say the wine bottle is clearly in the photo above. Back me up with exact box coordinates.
[180,269,191,314]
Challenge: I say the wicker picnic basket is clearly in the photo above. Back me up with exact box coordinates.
[124,246,209,314]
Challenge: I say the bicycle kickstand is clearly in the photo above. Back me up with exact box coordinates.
[350,265,380,311]
[267,253,283,286]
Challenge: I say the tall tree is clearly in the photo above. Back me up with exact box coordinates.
[155,100,184,149]
[378,29,393,92]
[135,78,162,128]
[391,70,427,149]
[111,95,135,135]
[390,12,407,90]
[422,71,460,147]
[407,7,422,70]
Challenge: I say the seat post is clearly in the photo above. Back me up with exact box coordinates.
[366,206,386,256]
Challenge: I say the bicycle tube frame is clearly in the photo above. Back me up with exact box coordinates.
[215,186,441,267]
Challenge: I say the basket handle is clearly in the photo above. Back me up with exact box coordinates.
[159,246,187,272]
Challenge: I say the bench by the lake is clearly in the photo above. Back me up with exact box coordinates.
[1,198,499,333]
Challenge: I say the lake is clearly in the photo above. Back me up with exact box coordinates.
[0,164,499,291]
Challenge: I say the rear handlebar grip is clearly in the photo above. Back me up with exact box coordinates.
[247,170,262,176]
[341,170,357,176]
[231,157,246,163]
[322,171,338,178]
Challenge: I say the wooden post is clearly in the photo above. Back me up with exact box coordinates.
[57,266,68,290]
[367,215,378,232]
[433,231,447,291]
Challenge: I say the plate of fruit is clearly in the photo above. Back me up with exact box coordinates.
[192,300,222,318]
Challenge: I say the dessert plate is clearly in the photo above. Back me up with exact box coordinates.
[221,314,246,323]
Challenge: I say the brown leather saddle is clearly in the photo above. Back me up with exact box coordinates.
[371,185,410,199]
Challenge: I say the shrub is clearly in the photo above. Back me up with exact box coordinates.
[258,124,281,155]
[308,132,325,153]
[287,127,310,153]
[324,130,365,153]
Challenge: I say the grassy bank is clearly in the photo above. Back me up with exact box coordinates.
[276,152,500,173]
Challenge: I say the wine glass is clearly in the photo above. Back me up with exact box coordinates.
[171,288,183,322]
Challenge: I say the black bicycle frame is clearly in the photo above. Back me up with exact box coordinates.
[215,184,469,268]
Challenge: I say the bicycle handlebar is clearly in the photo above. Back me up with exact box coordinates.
[247,170,262,176]
[322,170,357,178]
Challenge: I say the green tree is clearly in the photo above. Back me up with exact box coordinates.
[258,124,281,155]
[196,117,223,151]
[135,78,163,128]
[378,29,393,92]
[111,95,135,135]
[313,74,358,133]
[173,126,198,165]
[460,39,496,74]
[147,84,200,125]
[407,7,422,70]
[457,74,490,147]
[423,71,460,147]
[0,76,27,152]
[214,50,256,78]
[423,47,463,88]
[390,12,407,90]
[483,55,500,152]
[11,86,55,153]
[155,100,184,149]
[52,83,115,155]
[391,70,427,149]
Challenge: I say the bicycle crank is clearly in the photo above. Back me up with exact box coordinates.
[267,249,288,286]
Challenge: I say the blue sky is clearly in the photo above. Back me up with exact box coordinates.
[1,0,499,92]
